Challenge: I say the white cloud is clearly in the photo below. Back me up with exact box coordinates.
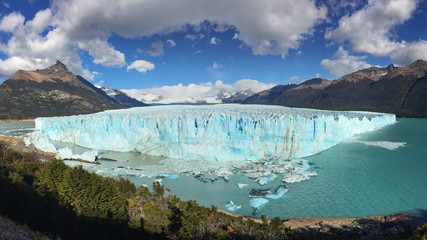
[127,60,155,74]
[166,39,176,47]
[232,33,239,40]
[0,56,49,79]
[207,61,224,71]
[315,73,321,78]
[193,50,202,54]
[289,75,299,82]
[326,0,427,65]
[321,46,373,77]
[0,0,327,78]
[52,0,325,56]
[185,34,197,41]
[210,37,221,45]
[149,40,164,56]
[0,12,25,32]
[78,39,126,67]
[123,79,276,100]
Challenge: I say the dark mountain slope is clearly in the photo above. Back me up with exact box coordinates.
[243,60,427,117]
[97,86,147,108]
[242,84,298,104]
[0,61,121,119]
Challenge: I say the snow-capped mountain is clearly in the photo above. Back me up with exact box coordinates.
[122,88,256,104]
[96,86,147,108]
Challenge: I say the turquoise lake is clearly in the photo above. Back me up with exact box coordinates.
[1,118,426,219]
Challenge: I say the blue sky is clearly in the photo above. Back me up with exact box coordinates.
[1,0,427,99]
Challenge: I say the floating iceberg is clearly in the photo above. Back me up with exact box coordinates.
[282,171,317,183]
[265,185,288,199]
[250,198,269,209]
[32,104,395,161]
[225,201,241,212]
[352,140,406,150]
[258,174,277,185]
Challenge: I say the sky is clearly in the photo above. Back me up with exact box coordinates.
[1,0,427,99]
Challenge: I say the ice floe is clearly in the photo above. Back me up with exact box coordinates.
[225,201,242,212]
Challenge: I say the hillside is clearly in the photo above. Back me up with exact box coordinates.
[0,61,132,119]
[243,60,427,117]
[97,86,147,108]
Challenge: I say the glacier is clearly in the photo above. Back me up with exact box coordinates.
[32,104,395,161]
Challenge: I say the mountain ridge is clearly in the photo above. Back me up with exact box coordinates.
[243,60,427,118]
[0,61,145,119]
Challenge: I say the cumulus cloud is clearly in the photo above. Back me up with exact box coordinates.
[326,0,427,65]
[0,0,327,78]
[149,40,164,56]
[77,39,126,67]
[166,39,176,47]
[53,0,325,57]
[127,60,155,74]
[321,46,373,77]
[210,37,221,45]
[289,75,299,82]
[123,79,276,100]
[0,9,116,79]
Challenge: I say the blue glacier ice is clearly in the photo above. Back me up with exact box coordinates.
[32,104,396,161]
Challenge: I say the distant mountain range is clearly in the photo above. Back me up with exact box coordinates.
[1,59,426,119]
[0,61,145,119]
[124,89,256,104]
[243,60,427,118]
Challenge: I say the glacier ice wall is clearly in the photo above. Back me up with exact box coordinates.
[34,104,396,161]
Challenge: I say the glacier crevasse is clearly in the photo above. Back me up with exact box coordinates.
[33,104,396,161]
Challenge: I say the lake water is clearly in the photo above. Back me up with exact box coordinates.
[1,118,426,219]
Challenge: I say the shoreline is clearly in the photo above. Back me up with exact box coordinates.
[0,135,424,235]
[0,119,35,123]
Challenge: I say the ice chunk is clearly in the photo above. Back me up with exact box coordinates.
[237,183,248,189]
[24,131,57,153]
[168,174,179,180]
[353,140,406,150]
[250,198,269,209]
[33,104,396,161]
[56,147,99,162]
[282,171,317,183]
[258,174,277,185]
[265,185,288,199]
[248,187,272,197]
[225,201,241,212]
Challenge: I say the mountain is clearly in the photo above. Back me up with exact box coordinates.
[243,60,427,118]
[0,61,122,119]
[122,88,258,104]
[221,89,255,103]
[138,92,166,103]
[97,86,147,108]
